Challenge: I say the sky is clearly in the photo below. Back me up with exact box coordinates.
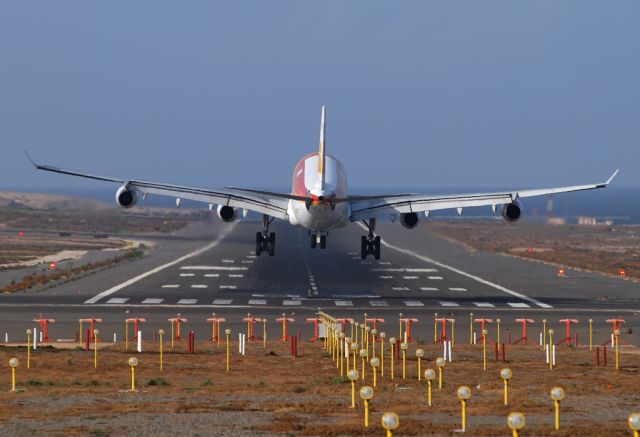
[1,1,638,193]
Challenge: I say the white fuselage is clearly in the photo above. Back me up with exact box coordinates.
[287,153,351,232]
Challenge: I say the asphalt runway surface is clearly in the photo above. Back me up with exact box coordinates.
[0,219,638,344]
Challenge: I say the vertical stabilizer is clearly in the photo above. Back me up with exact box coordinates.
[318,106,326,189]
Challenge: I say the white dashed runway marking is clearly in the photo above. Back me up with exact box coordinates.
[379,275,393,279]
[507,302,531,308]
[191,284,208,289]
[449,287,467,292]
[181,266,248,271]
[204,273,220,278]
[392,287,410,291]
[404,300,424,307]
[428,276,444,280]
[248,299,267,305]
[229,274,244,278]
[439,301,460,307]
[473,302,495,308]
[283,300,302,306]
[403,276,419,280]
[213,299,233,305]
[369,300,389,307]
[241,260,253,264]
[420,287,438,291]
[106,297,129,304]
[142,298,164,304]
[219,285,237,290]
[162,284,180,289]
[178,299,198,304]
[179,273,195,277]
[222,259,235,263]
[335,300,353,307]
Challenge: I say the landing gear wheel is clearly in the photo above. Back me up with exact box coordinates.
[310,235,317,249]
[374,236,381,260]
[361,236,367,259]
[268,232,276,256]
[256,232,263,256]
[320,235,327,249]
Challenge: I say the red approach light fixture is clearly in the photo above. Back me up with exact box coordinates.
[49,262,57,270]
[18,231,25,237]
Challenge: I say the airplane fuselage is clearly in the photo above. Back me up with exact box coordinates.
[287,152,351,232]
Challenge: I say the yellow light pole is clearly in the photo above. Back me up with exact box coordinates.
[354,323,359,352]
[93,329,99,369]
[550,386,565,430]
[501,368,512,406]
[361,323,366,349]
[125,320,129,351]
[363,312,368,331]
[482,329,488,371]
[371,357,380,387]
[26,329,32,369]
[339,333,345,376]
[628,413,640,437]
[434,312,439,344]
[128,357,138,392]
[359,349,367,380]
[379,332,386,377]
[351,343,358,371]
[381,412,400,437]
[400,342,408,379]
[158,329,165,371]
[589,318,593,351]
[398,313,403,341]
[350,320,355,342]
[347,369,359,408]
[9,358,19,392]
[389,337,397,379]
[507,412,526,437]
[225,328,232,371]
[542,319,547,348]
[457,386,472,432]
[263,318,267,349]
[451,319,455,348]
[170,319,175,351]
[615,329,621,370]
[425,369,435,406]
[436,357,445,389]
[548,329,554,370]
[365,326,370,357]
[345,337,351,372]
[371,329,377,358]
[416,348,425,380]
[360,386,374,428]
[469,312,474,344]
[497,318,501,350]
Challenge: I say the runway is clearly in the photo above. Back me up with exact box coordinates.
[0,219,638,341]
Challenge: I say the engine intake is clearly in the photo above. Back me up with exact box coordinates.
[400,212,419,229]
[217,205,238,222]
[115,186,137,209]
[501,202,522,222]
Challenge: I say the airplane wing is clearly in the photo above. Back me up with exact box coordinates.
[349,170,619,222]
[27,153,291,219]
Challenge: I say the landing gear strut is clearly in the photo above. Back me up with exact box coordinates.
[361,218,381,260]
[256,215,275,256]
[310,233,327,250]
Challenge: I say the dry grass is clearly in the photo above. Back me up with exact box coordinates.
[0,339,637,436]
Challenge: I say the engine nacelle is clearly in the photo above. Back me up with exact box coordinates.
[216,205,238,222]
[400,212,419,229]
[115,186,137,209]
[501,202,522,222]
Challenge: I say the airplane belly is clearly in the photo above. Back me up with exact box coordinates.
[289,202,350,231]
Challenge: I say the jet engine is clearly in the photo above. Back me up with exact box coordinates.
[217,205,238,222]
[115,186,137,209]
[400,212,419,229]
[501,202,522,222]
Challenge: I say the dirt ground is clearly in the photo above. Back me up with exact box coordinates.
[0,337,638,436]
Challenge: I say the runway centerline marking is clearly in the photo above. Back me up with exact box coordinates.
[191,284,208,289]
[204,273,220,278]
[357,223,553,309]
[369,300,389,307]
[179,273,195,277]
[449,287,467,292]
[181,266,248,271]
[220,285,237,290]
[420,287,438,291]
[161,284,180,289]
[84,223,237,304]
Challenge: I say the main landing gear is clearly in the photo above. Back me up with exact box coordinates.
[256,215,275,256]
[361,218,381,260]
[310,233,327,249]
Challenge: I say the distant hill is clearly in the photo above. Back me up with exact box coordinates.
[0,191,108,211]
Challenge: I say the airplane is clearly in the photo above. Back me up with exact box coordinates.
[27,106,618,260]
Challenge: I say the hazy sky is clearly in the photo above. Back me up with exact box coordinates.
[1,2,638,192]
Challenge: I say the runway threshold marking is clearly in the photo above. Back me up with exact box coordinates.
[403,300,424,307]
[106,297,129,304]
[178,299,198,305]
[473,302,495,308]
[439,301,460,307]
[84,223,237,304]
[358,223,553,309]
[369,300,389,307]
[142,298,164,304]
[507,302,531,308]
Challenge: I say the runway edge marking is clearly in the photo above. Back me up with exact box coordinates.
[84,223,237,304]
[357,223,553,309]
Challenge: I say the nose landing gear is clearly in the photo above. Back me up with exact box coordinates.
[361,219,381,260]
